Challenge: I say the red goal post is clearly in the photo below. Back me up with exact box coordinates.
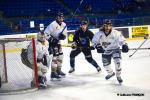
[0,38,38,95]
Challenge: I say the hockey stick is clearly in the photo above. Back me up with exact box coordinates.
[129,47,150,50]
[120,47,150,51]
[129,37,148,57]
[72,0,84,16]
[59,0,84,34]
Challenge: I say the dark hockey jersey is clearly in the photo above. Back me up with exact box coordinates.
[73,29,94,47]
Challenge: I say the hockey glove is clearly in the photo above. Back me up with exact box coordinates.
[58,33,66,40]
[89,46,95,50]
[48,37,58,45]
[96,44,105,53]
[71,42,77,49]
[122,44,129,53]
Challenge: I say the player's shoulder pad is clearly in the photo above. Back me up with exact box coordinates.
[98,29,104,35]
[93,31,101,38]
[62,22,66,26]
[113,29,121,34]
[88,30,94,37]
[112,29,122,37]
[75,29,80,34]
[45,40,49,45]
[88,29,93,33]
[46,21,55,29]
[51,21,57,25]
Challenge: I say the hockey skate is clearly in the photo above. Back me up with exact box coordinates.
[117,77,123,84]
[68,67,75,73]
[38,76,47,88]
[57,70,66,77]
[105,72,115,80]
[96,67,101,72]
[51,72,61,81]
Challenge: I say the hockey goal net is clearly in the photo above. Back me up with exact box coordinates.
[0,38,38,94]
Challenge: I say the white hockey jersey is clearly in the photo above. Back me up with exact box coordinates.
[27,39,50,66]
[92,29,126,51]
[44,20,67,40]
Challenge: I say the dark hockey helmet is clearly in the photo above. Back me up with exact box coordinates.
[81,20,88,25]
[102,19,112,34]
[56,12,64,18]
[103,19,112,25]
[56,12,64,23]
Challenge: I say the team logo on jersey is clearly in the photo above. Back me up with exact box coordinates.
[102,42,111,48]
[80,38,87,45]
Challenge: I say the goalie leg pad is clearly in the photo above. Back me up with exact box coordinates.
[21,48,32,69]
[37,63,48,76]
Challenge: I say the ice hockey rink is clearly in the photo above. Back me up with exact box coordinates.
[0,39,150,100]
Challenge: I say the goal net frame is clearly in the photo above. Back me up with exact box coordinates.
[0,38,39,95]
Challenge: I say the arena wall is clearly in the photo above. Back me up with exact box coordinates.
[0,25,150,46]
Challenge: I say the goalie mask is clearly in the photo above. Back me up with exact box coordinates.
[37,31,46,42]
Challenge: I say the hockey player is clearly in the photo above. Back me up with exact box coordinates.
[92,19,129,84]
[68,21,101,73]
[27,31,50,88]
[44,12,67,80]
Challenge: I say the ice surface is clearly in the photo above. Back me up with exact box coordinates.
[0,40,150,100]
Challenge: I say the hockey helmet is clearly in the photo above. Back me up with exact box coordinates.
[56,12,64,18]
[81,20,88,26]
[103,19,112,25]
[56,12,64,23]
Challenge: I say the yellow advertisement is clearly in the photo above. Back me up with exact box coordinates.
[132,26,148,38]
[26,34,36,39]
[67,32,75,43]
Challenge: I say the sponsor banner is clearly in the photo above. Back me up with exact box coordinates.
[26,34,36,39]
[132,26,149,38]
[67,31,75,44]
